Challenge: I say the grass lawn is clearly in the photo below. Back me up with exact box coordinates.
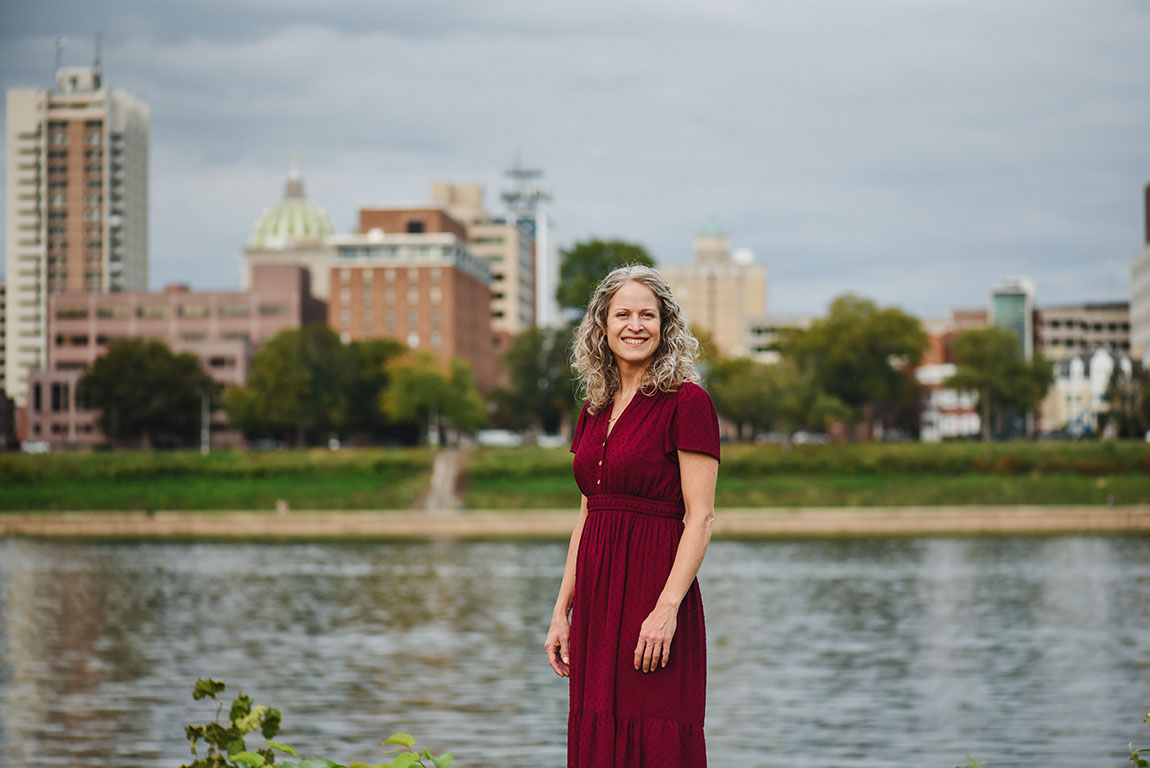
[0,448,433,511]
[461,442,1150,510]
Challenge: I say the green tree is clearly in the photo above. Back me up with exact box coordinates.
[1104,359,1150,438]
[383,353,489,444]
[708,357,811,445]
[945,327,1054,441]
[777,294,928,440]
[496,326,574,437]
[77,338,215,449]
[341,337,407,442]
[556,238,655,313]
[224,324,352,446]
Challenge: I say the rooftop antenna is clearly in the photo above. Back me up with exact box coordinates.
[93,31,103,89]
[501,149,551,219]
[54,37,66,87]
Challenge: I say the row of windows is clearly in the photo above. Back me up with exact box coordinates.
[337,286,443,307]
[1045,320,1130,332]
[55,303,290,320]
[1046,339,1131,350]
[338,266,443,285]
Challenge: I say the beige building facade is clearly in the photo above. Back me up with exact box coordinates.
[664,222,768,358]
[1131,183,1150,362]
[1034,302,1131,361]
[4,66,149,406]
[432,182,535,339]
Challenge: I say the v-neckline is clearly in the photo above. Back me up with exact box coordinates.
[605,390,640,440]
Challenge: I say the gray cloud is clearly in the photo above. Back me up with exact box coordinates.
[2,0,1148,317]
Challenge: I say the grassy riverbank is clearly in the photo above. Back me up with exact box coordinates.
[2,441,1148,513]
[0,449,433,511]
[462,441,1150,509]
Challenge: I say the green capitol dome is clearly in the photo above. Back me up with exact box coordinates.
[249,154,334,249]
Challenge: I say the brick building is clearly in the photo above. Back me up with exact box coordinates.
[25,264,322,449]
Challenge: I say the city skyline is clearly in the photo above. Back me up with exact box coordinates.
[2,0,1148,318]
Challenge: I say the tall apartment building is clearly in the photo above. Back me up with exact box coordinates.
[1034,302,1131,360]
[990,277,1035,360]
[1131,183,1150,362]
[329,218,497,391]
[432,182,535,340]
[25,264,321,449]
[4,65,149,406]
[664,221,768,358]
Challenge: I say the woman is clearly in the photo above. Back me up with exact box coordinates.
[545,265,720,767]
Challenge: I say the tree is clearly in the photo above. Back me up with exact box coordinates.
[707,357,810,445]
[382,352,489,444]
[777,294,928,440]
[945,327,1054,441]
[341,337,407,442]
[77,338,215,448]
[224,324,352,446]
[496,325,575,437]
[1104,359,1150,439]
[556,239,655,314]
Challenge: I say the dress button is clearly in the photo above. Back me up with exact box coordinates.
[596,479,601,485]
[598,460,603,466]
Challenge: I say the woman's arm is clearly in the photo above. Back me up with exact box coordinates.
[634,450,719,673]
[545,494,589,677]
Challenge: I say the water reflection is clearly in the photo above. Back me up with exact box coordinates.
[0,536,1147,767]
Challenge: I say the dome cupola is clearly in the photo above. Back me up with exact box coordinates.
[249,152,335,249]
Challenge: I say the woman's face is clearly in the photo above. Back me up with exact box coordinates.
[605,280,662,372]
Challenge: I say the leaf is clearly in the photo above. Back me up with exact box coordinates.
[231,751,267,767]
[431,753,453,768]
[193,678,226,701]
[294,759,346,768]
[269,741,299,756]
[262,708,283,740]
[383,734,416,749]
[390,754,421,768]
[230,693,254,724]
[235,704,268,734]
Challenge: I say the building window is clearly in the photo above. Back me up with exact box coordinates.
[407,331,420,347]
[408,288,419,305]
[219,304,251,317]
[363,269,374,284]
[340,288,351,306]
[431,332,441,349]
[182,332,207,342]
[51,382,70,413]
[138,306,167,319]
[56,307,88,319]
[84,209,102,221]
[178,304,210,318]
[363,310,373,327]
[208,356,236,369]
[386,268,396,283]
[406,220,425,234]
[341,268,351,285]
[340,309,350,328]
[408,267,419,282]
[222,331,250,343]
[430,287,441,303]
[259,304,290,317]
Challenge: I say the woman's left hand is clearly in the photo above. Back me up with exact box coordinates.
[634,602,678,673]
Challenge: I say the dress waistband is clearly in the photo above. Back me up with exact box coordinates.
[586,494,685,520]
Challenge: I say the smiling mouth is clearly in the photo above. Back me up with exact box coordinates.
[622,338,648,346]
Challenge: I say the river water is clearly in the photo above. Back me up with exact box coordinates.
[0,535,1147,768]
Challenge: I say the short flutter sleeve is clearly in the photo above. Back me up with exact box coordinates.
[664,382,721,461]
[570,403,590,454]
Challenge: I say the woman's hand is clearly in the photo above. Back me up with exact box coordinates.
[545,611,572,677]
[634,602,678,673]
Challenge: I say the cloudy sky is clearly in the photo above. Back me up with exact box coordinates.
[2,0,1148,318]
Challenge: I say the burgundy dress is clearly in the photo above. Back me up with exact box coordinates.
[568,381,721,768]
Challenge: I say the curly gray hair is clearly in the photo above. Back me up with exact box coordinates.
[571,264,702,414]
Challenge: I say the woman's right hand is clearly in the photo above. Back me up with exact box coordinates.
[545,611,571,677]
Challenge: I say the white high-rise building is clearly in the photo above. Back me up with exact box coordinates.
[1131,183,1150,362]
[4,64,149,405]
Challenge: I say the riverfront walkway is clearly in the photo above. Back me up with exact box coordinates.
[2,505,1149,539]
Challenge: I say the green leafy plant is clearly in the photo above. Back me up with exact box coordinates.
[1129,711,1150,768]
[181,678,452,768]
[181,678,295,768]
